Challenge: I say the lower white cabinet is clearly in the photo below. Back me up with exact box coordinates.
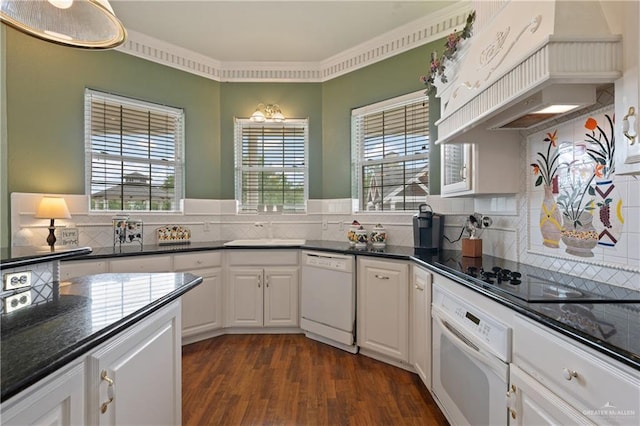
[1,362,85,426]
[357,257,409,363]
[226,267,299,328]
[174,252,223,343]
[508,364,594,425]
[410,265,432,388]
[511,314,640,426]
[108,255,172,273]
[59,259,108,281]
[86,300,182,426]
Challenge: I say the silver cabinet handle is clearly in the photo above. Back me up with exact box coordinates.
[374,274,389,280]
[415,284,424,291]
[258,275,261,288]
[100,370,115,414]
[266,276,269,288]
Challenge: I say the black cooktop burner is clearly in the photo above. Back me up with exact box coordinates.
[434,254,640,304]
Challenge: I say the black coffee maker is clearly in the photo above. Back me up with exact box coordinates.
[413,204,444,252]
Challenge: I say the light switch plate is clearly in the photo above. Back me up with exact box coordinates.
[3,291,32,313]
[3,271,32,291]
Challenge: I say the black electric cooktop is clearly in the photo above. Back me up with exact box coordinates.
[434,253,640,304]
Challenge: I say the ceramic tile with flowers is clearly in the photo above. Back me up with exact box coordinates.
[584,113,623,247]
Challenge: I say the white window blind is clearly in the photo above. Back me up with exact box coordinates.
[234,118,308,213]
[352,91,430,212]
[85,89,184,212]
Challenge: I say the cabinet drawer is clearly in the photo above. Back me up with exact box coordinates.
[227,250,298,266]
[173,251,221,271]
[109,255,172,273]
[513,315,640,422]
[60,260,108,280]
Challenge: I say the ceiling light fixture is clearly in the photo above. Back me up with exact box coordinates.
[0,0,126,49]
[250,103,285,123]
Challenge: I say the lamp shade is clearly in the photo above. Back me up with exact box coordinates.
[35,196,71,219]
[0,0,126,49]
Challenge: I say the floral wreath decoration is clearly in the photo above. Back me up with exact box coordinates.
[420,10,476,95]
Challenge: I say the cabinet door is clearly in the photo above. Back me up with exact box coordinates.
[86,301,181,426]
[509,365,595,426]
[411,266,432,388]
[357,258,409,362]
[264,267,299,327]
[1,362,84,426]
[441,143,471,195]
[181,268,223,339]
[226,267,263,327]
[615,0,640,175]
[109,255,172,273]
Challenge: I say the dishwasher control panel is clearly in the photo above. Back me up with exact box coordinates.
[302,251,353,273]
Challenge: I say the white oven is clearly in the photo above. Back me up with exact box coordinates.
[431,283,511,426]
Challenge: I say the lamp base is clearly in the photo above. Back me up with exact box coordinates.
[46,219,56,251]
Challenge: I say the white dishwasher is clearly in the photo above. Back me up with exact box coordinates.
[301,250,357,353]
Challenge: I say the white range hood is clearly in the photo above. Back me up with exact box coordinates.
[435,0,622,144]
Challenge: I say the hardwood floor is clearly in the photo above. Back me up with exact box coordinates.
[182,334,448,425]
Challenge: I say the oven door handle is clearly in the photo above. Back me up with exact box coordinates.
[433,308,507,378]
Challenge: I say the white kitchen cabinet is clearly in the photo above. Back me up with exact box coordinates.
[108,254,172,273]
[440,135,519,197]
[508,364,595,425]
[512,314,640,426]
[614,0,640,175]
[86,300,182,426]
[226,266,299,328]
[357,257,409,363]
[410,265,432,389]
[59,259,108,281]
[1,361,85,426]
[174,251,223,343]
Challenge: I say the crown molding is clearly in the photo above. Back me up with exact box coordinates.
[116,2,472,83]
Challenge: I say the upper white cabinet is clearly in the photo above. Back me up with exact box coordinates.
[440,135,519,197]
[614,0,640,175]
[357,257,409,363]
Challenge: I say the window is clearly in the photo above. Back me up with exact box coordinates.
[234,118,308,213]
[85,89,184,212]
[352,90,430,212]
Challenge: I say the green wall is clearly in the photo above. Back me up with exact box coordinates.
[1,26,7,247]
[3,26,444,242]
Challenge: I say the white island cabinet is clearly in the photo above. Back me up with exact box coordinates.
[509,315,640,425]
[357,257,410,364]
[86,300,182,426]
[225,250,299,329]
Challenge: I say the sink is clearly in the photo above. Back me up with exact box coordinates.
[223,239,306,247]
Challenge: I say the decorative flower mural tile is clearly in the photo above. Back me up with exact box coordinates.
[528,106,625,259]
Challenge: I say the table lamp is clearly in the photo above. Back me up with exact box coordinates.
[35,196,71,250]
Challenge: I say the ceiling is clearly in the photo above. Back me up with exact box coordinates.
[110,1,458,64]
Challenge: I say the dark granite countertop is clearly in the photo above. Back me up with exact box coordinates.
[0,272,202,401]
[62,239,640,372]
[1,246,93,269]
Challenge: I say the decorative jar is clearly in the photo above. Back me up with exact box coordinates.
[355,226,368,249]
[347,220,360,246]
[370,224,387,248]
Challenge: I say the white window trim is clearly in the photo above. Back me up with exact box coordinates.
[84,89,185,214]
[234,118,309,214]
[351,89,430,213]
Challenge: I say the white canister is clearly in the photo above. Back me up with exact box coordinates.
[370,224,387,248]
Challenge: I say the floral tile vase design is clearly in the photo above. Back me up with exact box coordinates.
[593,177,624,247]
[539,185,562,248]
[561,212,599,257]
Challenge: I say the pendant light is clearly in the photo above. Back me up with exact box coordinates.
[0,0,126,49]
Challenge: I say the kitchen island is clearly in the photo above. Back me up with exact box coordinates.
[0,248,203,424]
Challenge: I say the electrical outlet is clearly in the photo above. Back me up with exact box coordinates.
[322,220,328,231]
[3,291,32,314]
[339,221,344,231]
[4,271,32,291]
[203,222,210,232]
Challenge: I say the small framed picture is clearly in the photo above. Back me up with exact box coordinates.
[59,228,79,247]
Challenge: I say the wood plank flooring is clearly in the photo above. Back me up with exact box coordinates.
[182,334,448,425]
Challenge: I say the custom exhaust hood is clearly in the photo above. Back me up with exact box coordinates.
[435,0,622,144]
